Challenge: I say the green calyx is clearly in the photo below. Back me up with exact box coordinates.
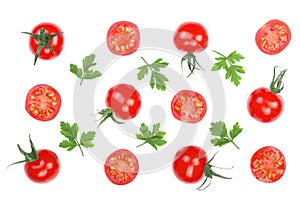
[196,152,232,191]
[8,134,39,168]
[22,28,63,65]
[96,108,124,127]
[181,52,205,78]
[270,66,287,94]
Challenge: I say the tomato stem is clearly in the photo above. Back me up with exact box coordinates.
[22,28,63,65]
[270,66,287,94]
[96,108,124,127]
[181,52,205,78]
[7,134,39,168]
[196,152,232,191]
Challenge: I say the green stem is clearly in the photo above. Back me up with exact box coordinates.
[212,50,226,58]
[230,140,240,150]
[141,57,153,72]
[80,77,84,86]
[136,141,147,148]
[75,138,84,156]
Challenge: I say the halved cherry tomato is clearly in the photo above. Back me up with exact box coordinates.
[107,21,140,56]
[171,90,207,123]
[104,149,139,185]
[255,19,291,55]
[25,84,61,121]
[250,146,286,183]
[23,22,64,65]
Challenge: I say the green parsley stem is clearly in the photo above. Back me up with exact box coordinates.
[136,141,147,148]
[141,57,153,72]
[231,140,240,150]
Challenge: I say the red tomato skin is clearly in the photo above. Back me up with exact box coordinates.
[247,87,283,123]
[28,22,64,60]
[250,146,286,183]
[171,90,207,123]
[172,146,207,183]
[104,149,139,185]
[24,149,60,183]
[106,21,140,56]
[255,19,291,55]
[25,84,62,121]
[105,84,141,120]
[174,22,208,53]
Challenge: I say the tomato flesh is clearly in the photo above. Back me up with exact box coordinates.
[247,87,283,123]
[105,84,141,120]
[25,149,60,183]
[107,21,140,56]
[104,149,139,185]
[25,84,61,121]
[173,22,208,53]
[172,146,207,183]
[29,22,64,60]
[255,19,291,55]
[171,90,207,123]
[251,146,286,183]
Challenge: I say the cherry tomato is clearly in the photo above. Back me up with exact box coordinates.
[24,22,64,65]
[255,19,291,55]
[247,87,283,122]
[251,146,286,183]
[174,22,208,53]
[25,84,62,121]
[106,84,141,120]
[171,90,207,123]
[173,146,207,183]
[25,149,60,183]
[107,21,140,56]
[104,149,139,185]
[247,67,286,123]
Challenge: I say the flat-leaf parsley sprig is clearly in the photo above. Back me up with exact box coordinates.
[70,54,102,86]
[210,121,243,149]
[137,57,169,91]
[136,122,167,150]
[59,121,96,156]
[211,50,245,86]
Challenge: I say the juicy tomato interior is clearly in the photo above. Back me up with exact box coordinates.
[247,87,283,123]
[107,21,140,56]
[173,22,208,53]
[255,19,291,55]
[251,146,286,183]
[25,149,60,183]
[172,146,207,183]
[171,90,207,123]
[25,84,61,121]
[104,149,139,185]
[105,84,141,120]
[30,22,64,60]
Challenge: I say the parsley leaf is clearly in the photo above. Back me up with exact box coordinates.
[137,57,169,91]
[211,50,245,86]
[136,123,167,150]
[59,121,96,156]
[70,54,102,86]
[210,121,243,149]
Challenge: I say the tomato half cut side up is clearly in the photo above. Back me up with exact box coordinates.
[250,146,286,183]
[171,90,207,123]
[25,84,61,121]
[255,19,291,55]
[104,149,139,185]
[107,21,140,56]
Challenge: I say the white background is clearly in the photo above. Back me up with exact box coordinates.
[0,0,299,199]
